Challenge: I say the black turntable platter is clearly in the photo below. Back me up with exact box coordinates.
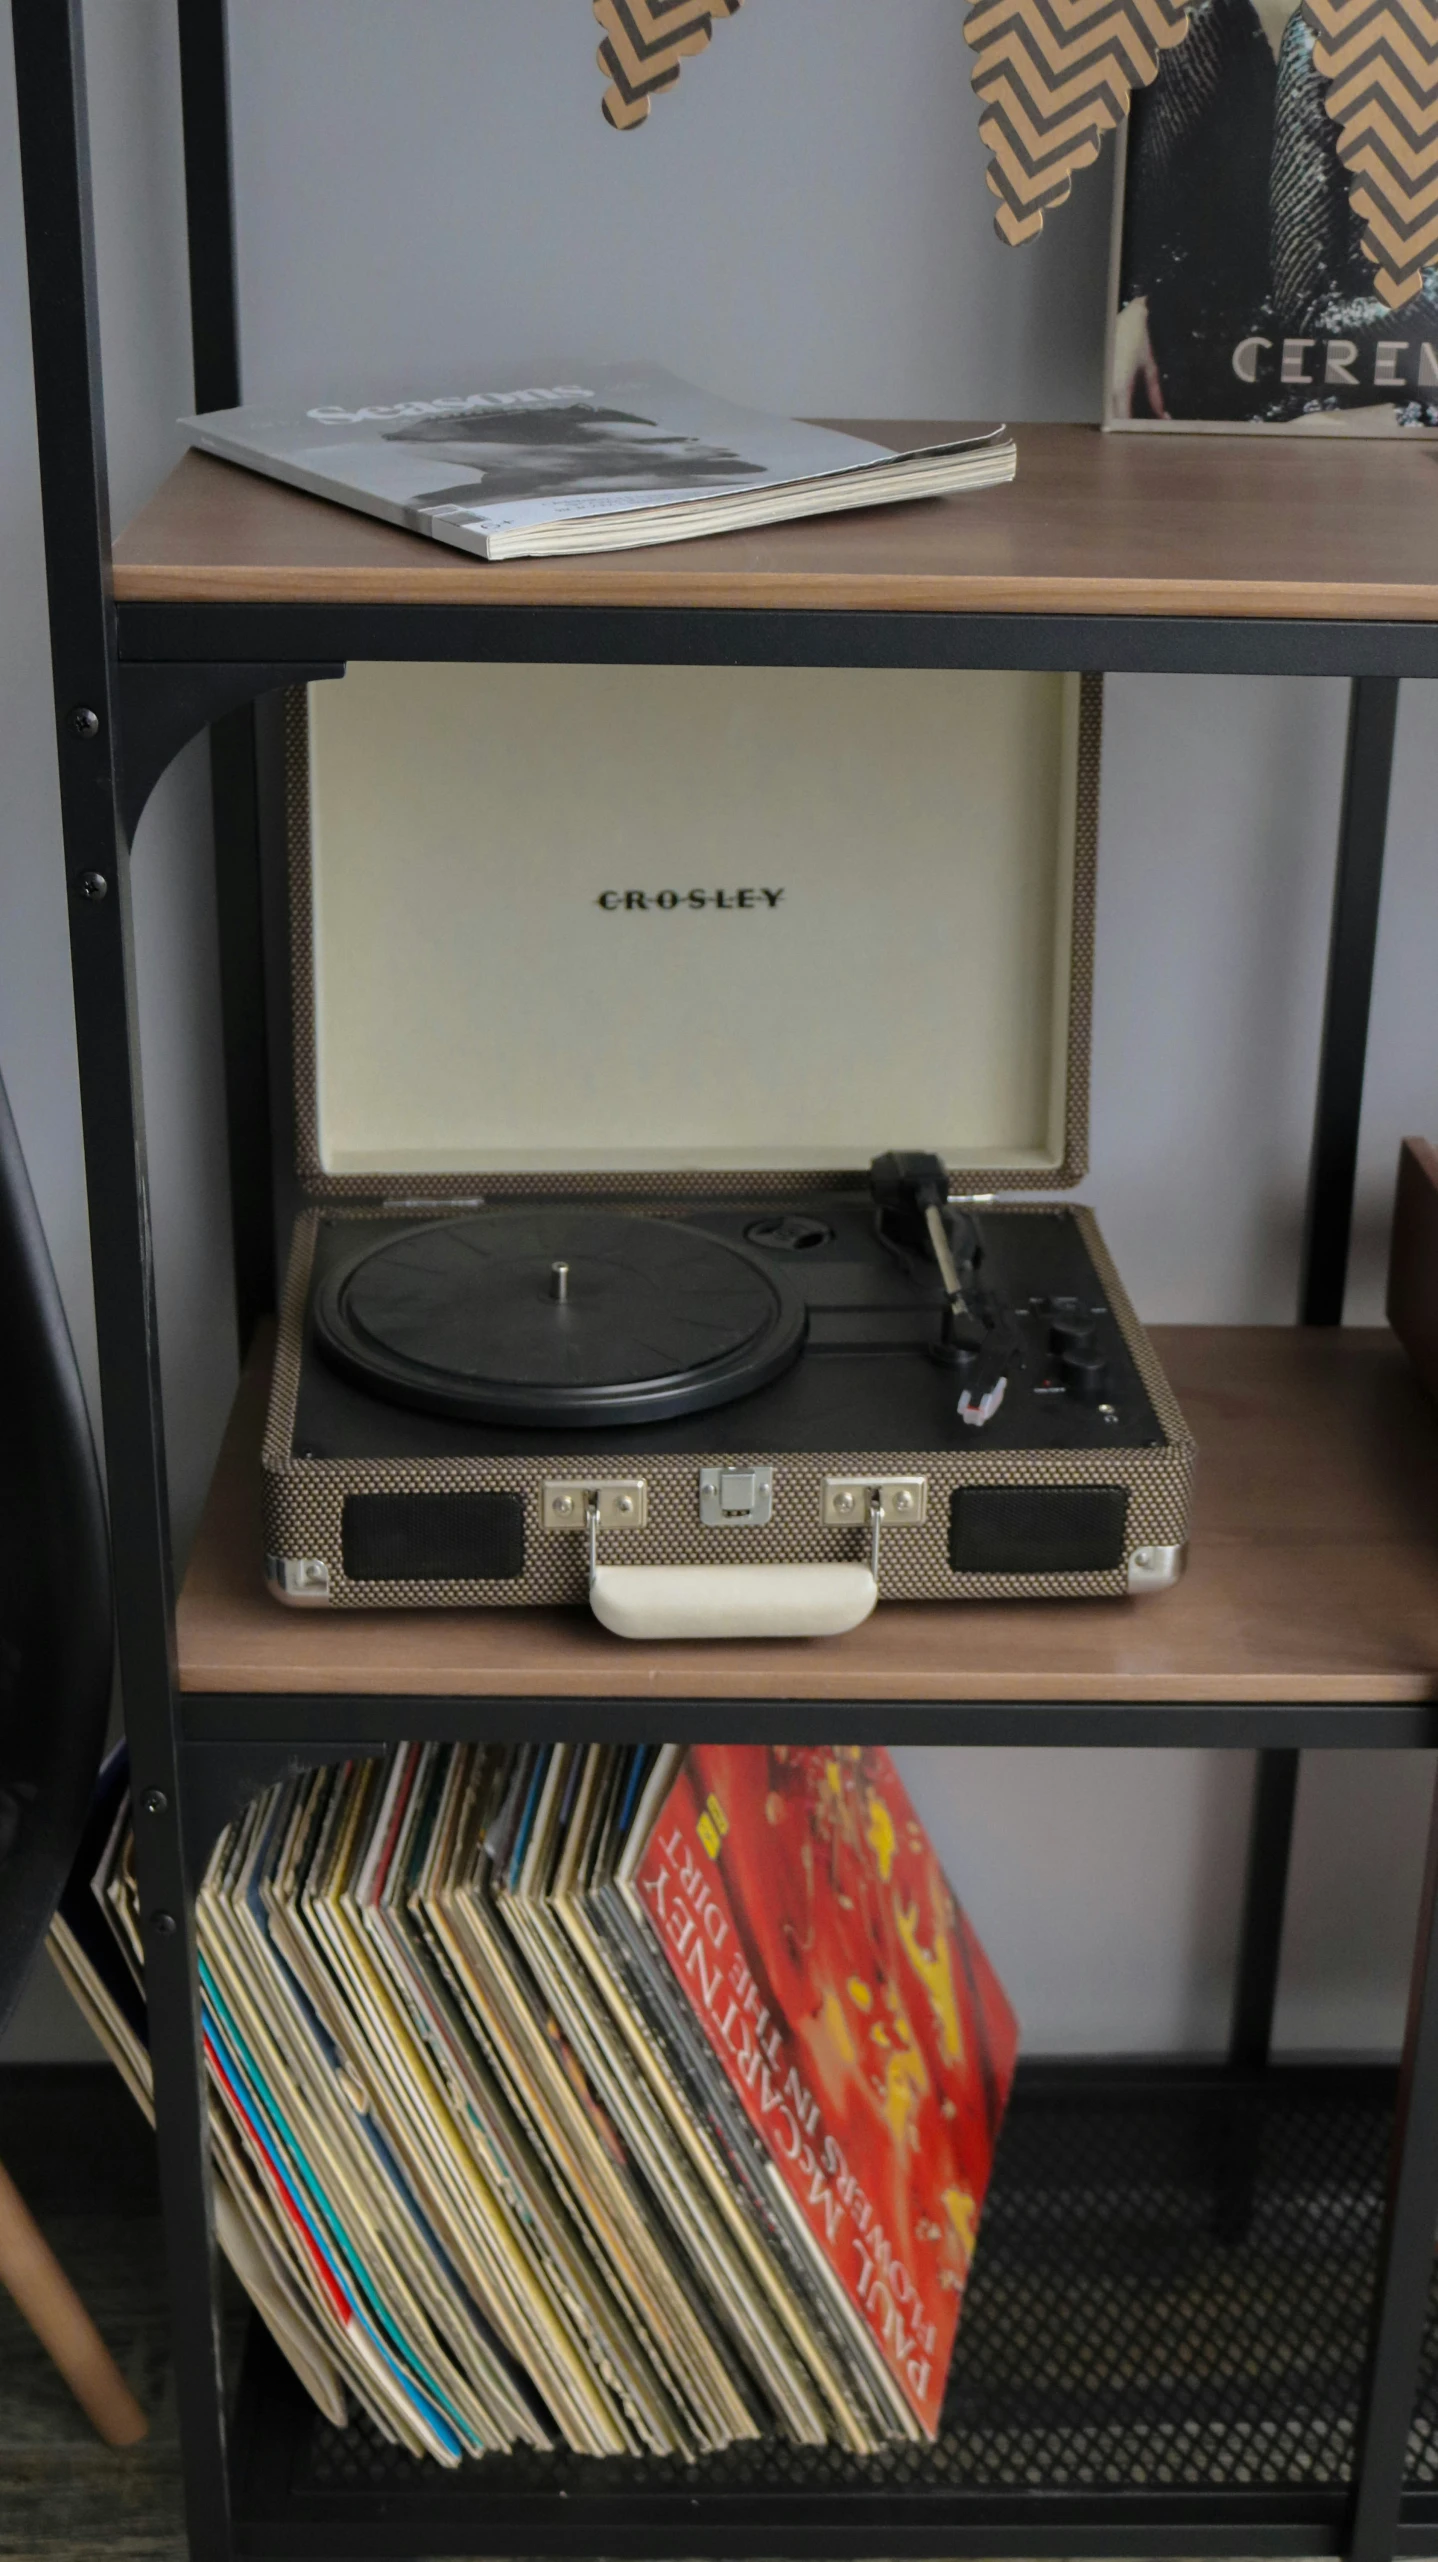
[312,1208,808,1426]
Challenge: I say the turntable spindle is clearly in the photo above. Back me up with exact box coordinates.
[550,1261,570,1304]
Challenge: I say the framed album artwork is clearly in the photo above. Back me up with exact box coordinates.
[1103,0,1438,433]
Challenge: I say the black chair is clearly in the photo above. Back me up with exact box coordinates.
[0,1063,145,2443]
[0,1064,112,2028]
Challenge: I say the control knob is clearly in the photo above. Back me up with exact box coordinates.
[1060,1345,1109,1403]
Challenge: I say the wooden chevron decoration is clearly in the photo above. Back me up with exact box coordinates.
[964,0,1197,244]
[595,0,745,131]
[1301,0,1438,305]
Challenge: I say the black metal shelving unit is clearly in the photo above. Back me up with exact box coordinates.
[11,3,1438,2557]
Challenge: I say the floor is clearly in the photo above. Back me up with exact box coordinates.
[0,2064,185,2561]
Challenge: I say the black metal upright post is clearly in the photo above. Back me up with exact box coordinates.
[1229,1746,1301,2072]
[176,0,275,1350]
[176,0,239,416]
[9,1,233,2553]
[1349,1764,1438,2562]
[1228,677,1400,2080]
[1219,1747,1300,2241]
[1301,675,1401,1330]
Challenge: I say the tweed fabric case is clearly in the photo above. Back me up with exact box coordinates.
[262,1204,1194,1610]
[264,665,1193,1615]
[282,673,1101,1204]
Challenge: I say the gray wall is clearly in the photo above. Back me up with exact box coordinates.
[2,0,1436,2061]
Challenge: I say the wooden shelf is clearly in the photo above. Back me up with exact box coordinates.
[113,427,1438,621]
[176,1325,1438,1704]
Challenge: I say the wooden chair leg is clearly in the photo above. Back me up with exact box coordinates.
[0,2151,148,2446]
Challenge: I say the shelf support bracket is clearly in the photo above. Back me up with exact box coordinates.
[114,660,343,841]
[178,1738,352,1881]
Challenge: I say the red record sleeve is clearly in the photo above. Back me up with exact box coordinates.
[632,1745,1018,2435]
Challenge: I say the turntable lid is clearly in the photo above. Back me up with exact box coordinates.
[290,660,1095,1192]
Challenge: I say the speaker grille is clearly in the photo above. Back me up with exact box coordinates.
[949,1485,1129,1576]
[341,1492,524,1584]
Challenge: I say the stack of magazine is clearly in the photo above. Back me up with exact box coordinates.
[50,1740,1017,2466]
[182,363,1017,561]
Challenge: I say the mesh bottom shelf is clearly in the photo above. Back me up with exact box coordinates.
[230,2061,1436,2557]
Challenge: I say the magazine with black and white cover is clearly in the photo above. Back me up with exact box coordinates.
[180,363,1016,558]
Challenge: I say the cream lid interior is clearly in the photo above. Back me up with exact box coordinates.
[298,660,1090,1187]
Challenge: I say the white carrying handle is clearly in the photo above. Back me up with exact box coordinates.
[589,1561,878,1642]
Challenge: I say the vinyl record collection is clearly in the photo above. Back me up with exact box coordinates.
[49,1740,1017,2467]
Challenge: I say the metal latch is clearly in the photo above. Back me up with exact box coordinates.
[699,1466,773,1527]
[541,1479,648,1532]
[820,1476,928,1597]
[821,1476,928,1528]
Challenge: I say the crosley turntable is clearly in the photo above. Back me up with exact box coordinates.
[262,661,1194,1637]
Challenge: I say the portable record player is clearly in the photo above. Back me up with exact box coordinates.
[262,660,1194,1637]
